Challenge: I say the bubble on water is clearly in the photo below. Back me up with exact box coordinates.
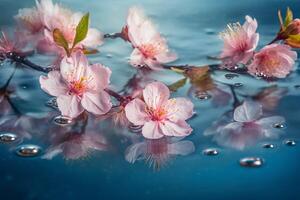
[203,148,219,156]
[195,92,211,100]
[204,28,216,35]
[106,54,113,58]
[239,157,263,168]
[16,144,42,157]
[233,83,243,88]
[45,98,58,109]
[53,115,73,126]
[22,85,28,89]
[0,133,18,143]
[273,123,284,129]
[294,85,300,89]
[129,124,143,133]
[225,73,239,80]
[262,143,275,149]
[284,139,296,146]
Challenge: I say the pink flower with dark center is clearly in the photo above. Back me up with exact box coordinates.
[39,52,112,118]
[126,7,177,70]
[220,16,259,68]
[125,82,194,139]
[247,44,297,78]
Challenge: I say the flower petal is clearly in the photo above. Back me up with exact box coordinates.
[160,120,193,137]
[81,91,112,115]
[142,121,164,139]
[88,63,111,91]
[125,142,146,163]
[168,140,195,156]
[57,94,84,118]
[143,82,170,109]
[82,28,103,48]
[165,98,194,121]
[39,71,68,96]
[124,98,149,125]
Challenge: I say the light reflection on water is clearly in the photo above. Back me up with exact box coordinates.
[0,0,300,200]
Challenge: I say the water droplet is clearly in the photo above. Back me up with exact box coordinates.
[225,73,239,80]
[284,139,296,146]
[273,123,284,129]
[16,144,42,157]
[129,124,143,133]
[46,98,58,109]
[22,85,27,89]
[239,157,263,168]
[203,148,219,156]
[106,54,113,58]
[53,115,73,126]
[195,92,211,100]
[294,85,300,89]
[233,83,243,88]
[262,143,275,149]
[0,133,18,143]
[204,28,215,35]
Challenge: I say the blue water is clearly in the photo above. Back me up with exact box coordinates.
[0,0,300,199]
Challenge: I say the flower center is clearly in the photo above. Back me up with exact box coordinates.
[146,106,167,121]
[69,76,89,96]
[139,43,163,58]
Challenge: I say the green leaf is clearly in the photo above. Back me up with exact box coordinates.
[72,13,90,48]
[168,78,187,92]
[53,28,70,56]
[284,7,293,27]
[288,34,300,42]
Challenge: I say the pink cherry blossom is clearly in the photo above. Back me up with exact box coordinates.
[39,52,112,118]
[220,16,259,68]
[125,137,195,168]
[204,100,285,150]
[0,31,27,55]
[126,6,177,70]
[125,81,194,139]
[247,44,297,78]
[15,0,103,57]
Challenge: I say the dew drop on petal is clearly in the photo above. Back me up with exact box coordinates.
[225,73,239,80]
[284,139,296,146]
[239,157,263,168]
[262,143,275,149]
[0,133,18,143]
[203,148,219,156]
[195,92,211,100]
[53,115,73,126]
[16,144,42,157]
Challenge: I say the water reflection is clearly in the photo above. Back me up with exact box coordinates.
[125,137,195,170]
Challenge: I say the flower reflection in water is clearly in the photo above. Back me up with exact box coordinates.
[204,100,285,150]
[125,137,195,170]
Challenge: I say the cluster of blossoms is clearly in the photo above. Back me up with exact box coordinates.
[220,13,298,78]
[0,0,298,144]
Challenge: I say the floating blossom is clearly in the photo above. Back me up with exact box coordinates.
[220,16,259,68]
[125,82,194,139]
[39,52,112,118]
[204,100,285,150]
[125,6,177,70]
[15,0,103,56]
[125,137,195,169]
[247,44,297,78]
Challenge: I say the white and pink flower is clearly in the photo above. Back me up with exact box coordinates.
[39,52,112,118]
[125,7,177,70]
[220,16,259,68]
[15,0,103,57]
[125,81,194,139]
[247,44,297,78]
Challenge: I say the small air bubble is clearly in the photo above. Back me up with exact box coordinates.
[15,144,42,157]
[53,115,73,126]
[203,148,219,156]
[0,133,18,143]
[239,157,263,168]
